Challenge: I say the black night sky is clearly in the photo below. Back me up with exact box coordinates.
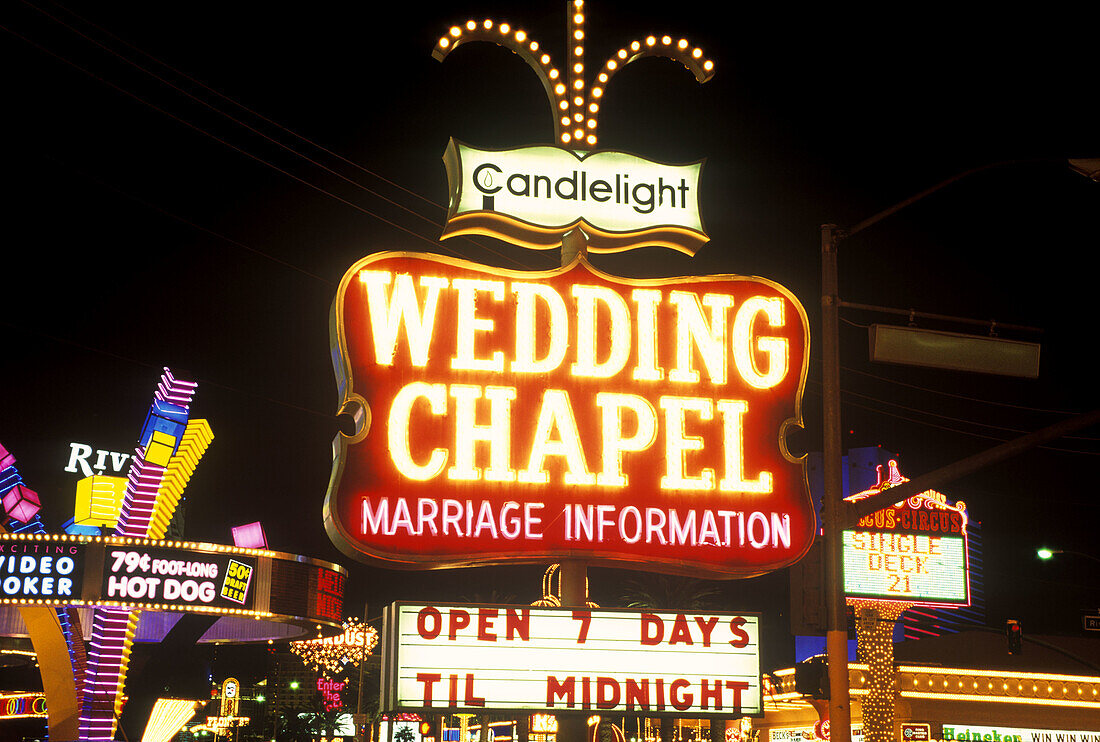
[2,0,1098,669]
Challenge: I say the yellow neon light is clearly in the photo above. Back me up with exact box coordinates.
[669,291,731,385]
[659,397,714,491]
[897,665,1100,683]
[767,661,1100,712]
[74,475,127,528]
[512,282,568,374]
[451,278,506,373]
[595,393,657,487]
[388,383,448,480]
[571,285,630,378]
[150,419,213,539]
[448,385,517,482]
[716,400,772,493]
[361,271,447,367]
[732,296,788,389]
[900,689,1100,709]
[631,289,663,381]
[140,699,203,742]
[433,9,713,148]
[519,389,594,486]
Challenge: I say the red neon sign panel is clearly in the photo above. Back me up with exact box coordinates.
[325,252,813,576]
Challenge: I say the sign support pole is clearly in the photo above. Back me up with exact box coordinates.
[558,227,591,742]
[854,603,908,742]
[821,224,853,742]
[357,602,369,742]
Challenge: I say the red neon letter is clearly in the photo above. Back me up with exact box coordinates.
[464,673,485,707]
[728,616,750,648]
[670,679,693,711]
[417,606,442,639]
[448,609,471,640]
[478,608,499,641]
[417,673,441,706]
[506,608,530,641]
[725,680,749,712]
[572,610,592,643]
[596,677,621,709]
[547,676,576,708]
[640,613,663,645]
[694,616,718,646]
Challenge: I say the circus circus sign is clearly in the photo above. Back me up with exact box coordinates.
[325,252,813,577]
[843,461,970,606]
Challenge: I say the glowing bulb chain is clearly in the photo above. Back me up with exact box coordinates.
[434,1,714,148]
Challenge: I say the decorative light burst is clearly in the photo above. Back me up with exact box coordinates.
[290,617,378,676]
[434,0,714,148]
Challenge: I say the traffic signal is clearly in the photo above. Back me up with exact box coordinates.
[795,656,829,698]
[1006,619,1022,655]
[421,721,433,736]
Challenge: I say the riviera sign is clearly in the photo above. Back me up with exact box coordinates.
[325,252,813,576]
[442,140,706,254]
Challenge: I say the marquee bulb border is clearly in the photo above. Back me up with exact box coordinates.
[433,1,714,148]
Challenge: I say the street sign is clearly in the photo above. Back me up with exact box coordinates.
[900,724,930,741]
[1083,613,1100,632]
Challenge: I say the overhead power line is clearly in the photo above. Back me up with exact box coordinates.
[45,0,449,214]
[4,7,546,271]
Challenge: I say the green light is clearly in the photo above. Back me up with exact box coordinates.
[289,681,299,690]
[256,694,266,703]
[1037,548,1054,560]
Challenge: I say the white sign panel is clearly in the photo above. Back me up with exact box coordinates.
[383,603,761,716]
[442,140,707,254]
[842,531,968,605]
[769,726,863,742]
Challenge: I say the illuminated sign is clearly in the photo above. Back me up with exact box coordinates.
[382,603,762,716]
[318,678,346,710]
[74,475,126,528]
[220,678,240,717]
[326,253,812,577]
[442,141,705,254]
[64,442,131,477]
[291,616,379,674]
[0,693,47,719]
[943,726,1100,742]
[842,531,968,604]
[0,541,84,599]
[842,461,970,606]
[900,725,931,741]
[103,545,257,611]
[769,726,863,742]
[0,534,346,633]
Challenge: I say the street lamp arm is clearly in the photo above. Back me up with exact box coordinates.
[846,407,1100,524]
[820,154,1094,742]
[1048,549,1100,565]
[841,159,1051,241]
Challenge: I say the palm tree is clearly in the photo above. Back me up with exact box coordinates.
[617,573,726,742]
[618,574,724,611]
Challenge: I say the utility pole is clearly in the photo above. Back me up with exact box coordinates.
[820,224,852,742]
[818,158,1097,740]
[357,602,369,742]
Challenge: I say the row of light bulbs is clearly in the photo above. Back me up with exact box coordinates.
[434,0,713,148]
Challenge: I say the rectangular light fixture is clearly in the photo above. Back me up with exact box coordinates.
[869,324,1040,378]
